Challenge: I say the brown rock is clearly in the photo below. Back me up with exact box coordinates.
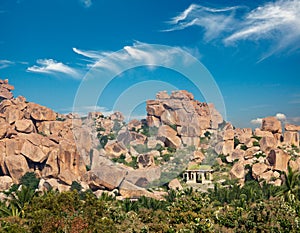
[161,109,177,126]
[119,180,160,199]
[223,140,234,156]
[244,147,260,159]
[234,128,253,144]
[157,125,181,148]
[223,129,235,141]
[259,136,277,153]
[261,116,282,133]
[156,91,169,99]
[146,115,161,128]
[168,178,183,190]
[110,111,124,122]
[43,178,70,192]
[58,170,79,185]
[289,158,300,172]
[285,123,300,132]
[137,153,155,168]
[147,139,164,149]
[171,90,194,100]
[181,136,200,147]
[5,154,29,183]
[0,141,7,175]
[5,106,23,124]
[21,140,48,163]
[104,141,128,158]
[230,161,245,179]
[267,149,290,172]
[260,170,274,182]
[129,131,147,145]
[128,119,142,131]
[283,131,299,147]
[244,138,258,148]
[146,100,165,117]
[15,119,35,133]
[227,149,245,163]
[27,103,57,121]
[86,165,126,190]
[125,167,161,186]
[0,176,13,191]
[5,138,24,156]
[192,150,205,163]
[254,128,273,138]
[0,122,9,139]
[252,163,268,179]
[58,142,86,177]
[42,149,59,178]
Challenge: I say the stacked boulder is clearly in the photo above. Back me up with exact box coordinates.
[229,116,299,186]
[146,90,223,148]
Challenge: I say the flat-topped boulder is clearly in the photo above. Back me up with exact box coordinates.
[261,116,282,134]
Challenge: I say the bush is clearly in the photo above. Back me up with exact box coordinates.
[70,181,82,192]
[20,172,39,190]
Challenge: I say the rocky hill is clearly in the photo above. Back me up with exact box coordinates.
[0,79,299,199]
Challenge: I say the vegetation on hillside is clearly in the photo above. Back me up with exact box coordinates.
[0,168,300,232]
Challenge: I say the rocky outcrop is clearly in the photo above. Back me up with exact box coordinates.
[0,79,14,100]
[261,117,282,134]
[157,125,181,149]
[146,90,223,147]
[267,149,290,172]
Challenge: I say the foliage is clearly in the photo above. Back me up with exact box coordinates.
[70,181,83,192]
[20,172,40,190]
[0,176,300,232]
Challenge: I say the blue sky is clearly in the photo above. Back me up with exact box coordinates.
[0,0,299,128]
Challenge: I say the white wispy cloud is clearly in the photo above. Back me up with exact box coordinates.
[73,48,104,60]
[163,4,240,41]
[80,0,92,8]
[165,0,300,58]
[27,59,80,78]
[73,41,195,72]
[0,60,14,69]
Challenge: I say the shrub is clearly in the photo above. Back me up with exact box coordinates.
[70,181,82,192]
[20,172,39,190]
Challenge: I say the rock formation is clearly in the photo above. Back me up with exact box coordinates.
[0,79,299,199]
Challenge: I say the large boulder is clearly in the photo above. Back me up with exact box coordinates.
[168,178,183,190]
[125,167,161,187]
[259,136,277,153]
[137,153,155,168]
[252,163,268,179]
[285,123,300,132]
[157,125,181,149]
[15,119,35,133]
[283,131,299,147]
[267,149,290,172]
[0,176,13,191]
[20,140,48,163]
[261,117,282,133]
[119,180,161,199]
[42,149,59,178]
[85,165,127,190]
[5,154,29,183]
[26,103,57,121]
[104,141,128,158]
[0,79,14,99]
[235,128,253,144]
[230,161,245,179]
[0,122,10,139]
